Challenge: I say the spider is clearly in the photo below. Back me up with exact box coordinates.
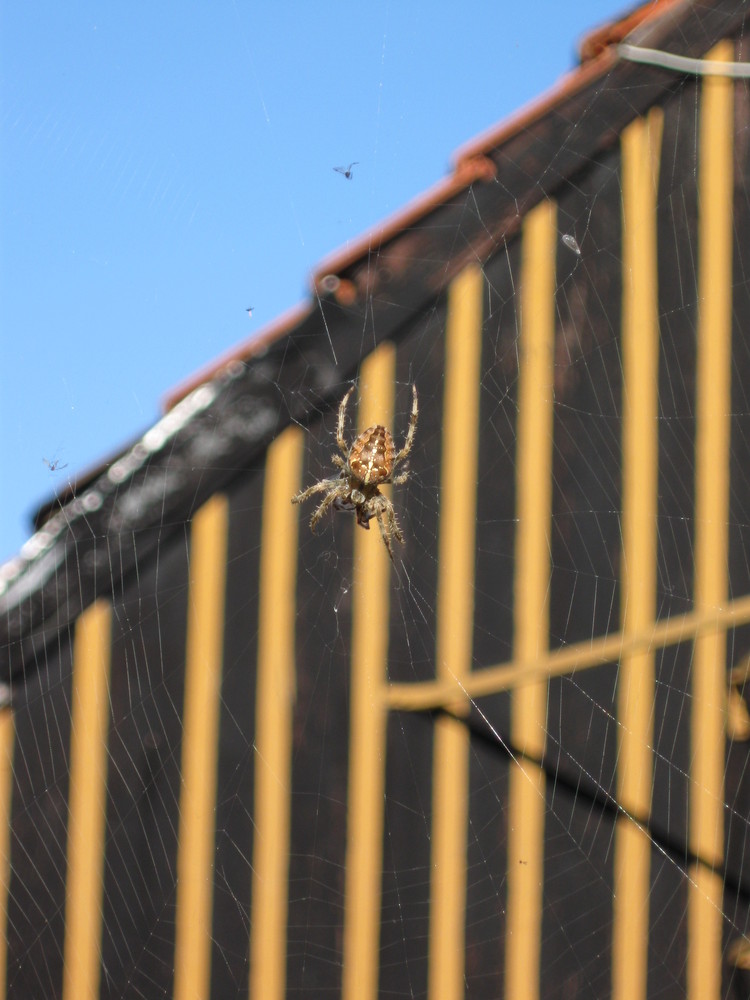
[291,384,418,560]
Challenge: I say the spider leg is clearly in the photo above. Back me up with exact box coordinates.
[389,507,404,545]
[337,387,355,457]
[291,477,340,506]
[373,496,403,562]
[331,453,346,471]
[309,485,348,533]
[393,384,418,466]
[374,510,395,562]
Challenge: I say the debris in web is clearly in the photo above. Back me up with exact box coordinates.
[333,162,359,179]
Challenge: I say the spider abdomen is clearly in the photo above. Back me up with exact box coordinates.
[349,424,395,484]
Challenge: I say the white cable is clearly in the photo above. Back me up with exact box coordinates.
[617,42,750,78]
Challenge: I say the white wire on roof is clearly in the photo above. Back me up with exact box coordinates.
[618,43,750,78]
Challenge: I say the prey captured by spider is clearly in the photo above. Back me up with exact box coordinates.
[291,384,418,561]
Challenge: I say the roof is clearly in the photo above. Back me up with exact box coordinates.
[1,0,746,678]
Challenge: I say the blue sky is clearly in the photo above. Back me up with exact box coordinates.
[1,0,630,562]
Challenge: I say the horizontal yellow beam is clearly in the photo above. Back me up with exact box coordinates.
[386,592,750,710]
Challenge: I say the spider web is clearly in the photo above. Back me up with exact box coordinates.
[2,2,750,999]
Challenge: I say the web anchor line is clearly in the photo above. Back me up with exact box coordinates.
[407,703,750,909]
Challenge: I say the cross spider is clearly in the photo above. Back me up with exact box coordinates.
[291,384,418,560]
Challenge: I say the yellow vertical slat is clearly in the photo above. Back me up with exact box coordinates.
[612,107,663,1000]
[62,599,112,1000]
[249,426,303,1000]
[428,264,483,1000]
[342,343,396,1000]
[174,494,228,1000]
[689,38,734,1000]
[505,199,556,1000]
[0,708,12,1000]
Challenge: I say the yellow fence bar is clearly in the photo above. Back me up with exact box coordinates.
[250,427,303,1000]
[689,39,734,1000]
[174,494,228,1000]
[0,709,12,1000]
[428,264,483,1000]
[386,592,750,712]
[62,599,112,1000]
[613,107,663,1000]
[342,342,396,1000]
[505,199,555,1000]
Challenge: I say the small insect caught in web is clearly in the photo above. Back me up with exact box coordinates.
[246,306,254,318]
[333,162,359,180]
[43,456,68,472]
[561,233,581,255]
